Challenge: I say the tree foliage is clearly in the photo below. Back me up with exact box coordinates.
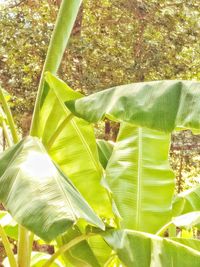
[0,0,57,119]
[1,0,200,113]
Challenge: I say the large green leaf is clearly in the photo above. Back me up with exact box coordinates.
[0,137,104,241]
[103,230,200,267]
[106,123,175,233]
[65,80,200,132]
[34,73,112,218]
[172,185,200,216]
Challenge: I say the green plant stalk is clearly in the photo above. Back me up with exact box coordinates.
[2,130,30,267]
[28,232,34,266]
[0,225,17,267]
[0,91,30,267]
[0,86,19,144]
[2,120,12,147]
[42,233,95,267]
[18,226,30,267]
[30,0,82,135]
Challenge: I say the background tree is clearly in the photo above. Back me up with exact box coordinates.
[0,0,200,187]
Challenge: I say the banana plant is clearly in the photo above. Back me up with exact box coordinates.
[1,0,200,266]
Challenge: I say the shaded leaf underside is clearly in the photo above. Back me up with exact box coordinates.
[65,80,200,133]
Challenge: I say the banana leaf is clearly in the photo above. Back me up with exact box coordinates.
[65,80,200,132]
[105,123,174,233]
[97,139,114,169]
[57,226,101,267]
[103,229,200,267]
[172,185,200,216]
[170,238,200,251]
[35,73,112,218]
[0,137,104,241]
[59,231,112,267]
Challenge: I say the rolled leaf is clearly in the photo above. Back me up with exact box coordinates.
[31,0,82,133]
[0,137,104,241]
[65,80,200,132]
[43,0,82,75]
[103,230,200,267]
[35,72,112,218]
[105,123,175,233]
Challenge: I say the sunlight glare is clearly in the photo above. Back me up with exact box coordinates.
[21,151,56,179]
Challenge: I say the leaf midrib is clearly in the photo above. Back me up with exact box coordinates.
[48,84,102,176]
[136,127,142,230]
